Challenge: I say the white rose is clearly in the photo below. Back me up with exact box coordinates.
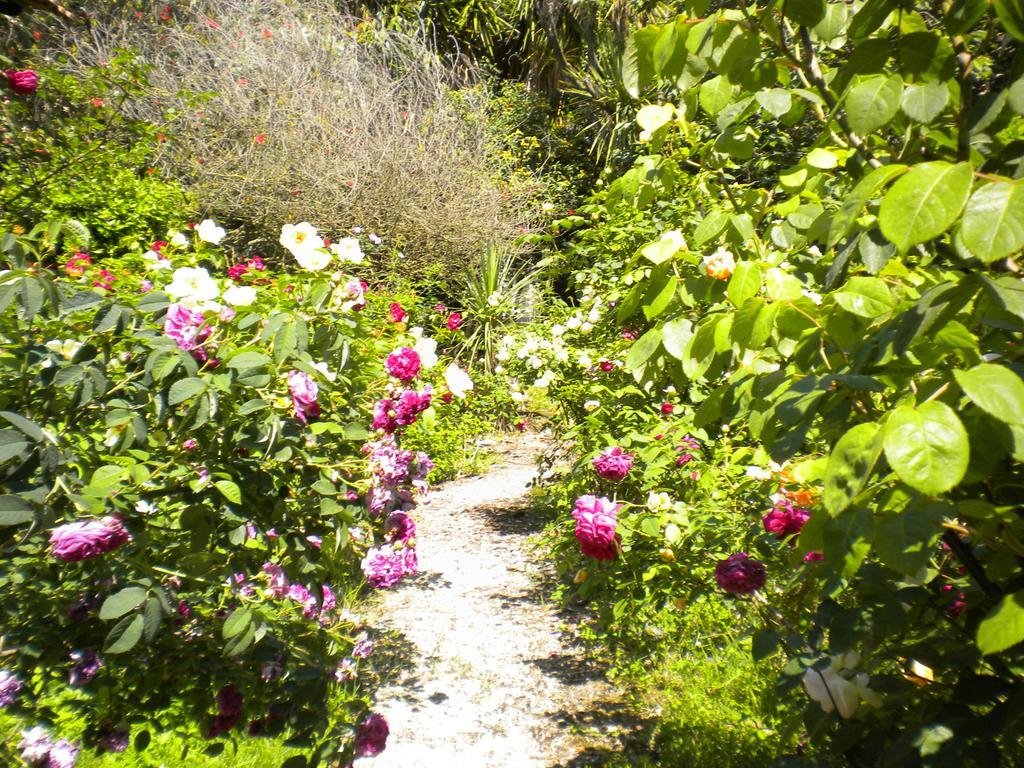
[566,316,581,330]
[196,219,226,245]
[584,399,600,411]
[166,267,220,304]
[312,361,337,382]
[412,333,439,370]
[551,324,565,337]
[445,363,474,399]
[223,284,257,307]
[329,237,364,264]
[580,322,593,334]
[280,222,326,267]
[169,230,189,247]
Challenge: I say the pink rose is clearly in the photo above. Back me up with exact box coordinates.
[762,501,810,540]
[50,517,131,562]
[388,302,407,323]
[385,347,421,381]
[164,304,209,351]
[572,495,620,560]
[287,370,321,424]
[592,446,634,482]
[5,69,39,95]
[714,553,766,595]
[354,713,389,757]
[446,312,462,331]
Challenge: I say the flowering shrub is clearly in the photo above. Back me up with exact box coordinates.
[0,217,431,764]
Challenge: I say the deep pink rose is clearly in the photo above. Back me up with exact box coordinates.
[207,684,244,738]
[164,304,209,351]
[715,553,766,595]
[388,302,407,323]
[354,713,389,757]
[50,517,131,562]
[762,501,810,540]
[660,402,674,414]
[5,69,39,95]
[360,546,407,589]
[592,447,634,482]
[64,252,91,277]
[385,347,421,381]
[572,495,620,561]
[446,312,462,331]
[288,370,321,424]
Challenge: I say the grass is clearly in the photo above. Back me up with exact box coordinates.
[77,732,302,768]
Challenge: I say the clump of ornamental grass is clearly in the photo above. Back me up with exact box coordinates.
[49,0,525,278]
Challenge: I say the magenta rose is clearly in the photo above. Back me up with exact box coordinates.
[354,713,389,757]
[164,303,209,351]
[50,517,131,562]
[762,500,810,539]
[592,446,634,482]
[388,302,407,323]
[572,495,621,561]
[5,69,39,95]
[446,312,462,331]
[360,546,407,589]
[385,347,421,382]
[714,552,766,595]
[287,370,321,424]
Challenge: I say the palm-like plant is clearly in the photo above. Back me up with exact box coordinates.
[456,245,548,373]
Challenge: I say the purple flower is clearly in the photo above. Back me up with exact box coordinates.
[385,510,416,543]
[47,739,78,768]
[287,583,318,618]
[354,713,389,757]
[19,727,54,765]
[384,347,421,381]
[100,729,129,754]
[0,668,21,707]
[715,553,766,595]
[360,546,407,589]
[182,438,198,451]
[402,548,419,576]
[163,303,209,352]
[261,562,289,597]
[334,657,357,682]
[260,659,283,681]
[321,584,336,614]
[68,651,103,686]
[592,447,634,482]
[49,517,131,562]
[139,279,154,293]
[287,370,321,424]
[762,500,810,540]
[307,535,322,548]
[207,684,244,738]
[352,634,374,658]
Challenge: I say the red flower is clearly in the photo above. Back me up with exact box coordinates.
[65,252,92,277]
[660,402,674,414]
[388,302,407,324]
[446,312,462,331]
[599,360,614,372]
[91,97,104,108]
[150,240,167,253]
[255,133,266,144]
[92,269,115,291]
[5,69,39,95]
[715,553,766,595]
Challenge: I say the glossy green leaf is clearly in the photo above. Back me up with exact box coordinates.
[961,182,1024,264]
[955,364,1024,425]
[100,587,148,620]
[215,480,242,504]
[642,273,678,320]
[784,0,826,26]
[756,88,792,119]
[833,276,895,318]
[874,502,947,575]
[699,76,734,116]
[625,327,663,372]
[883,401,969,495]
[222,608,253,640]
[845,74,903,134]
[977,590,1024,654]
[828,164,907,247]
[168,377,207,406]
[661,317,694,360]
[823,422,883,516]
[878,161,973,251]
[901,81,949,123]
[726,262,762,307]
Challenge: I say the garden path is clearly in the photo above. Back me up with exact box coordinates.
[357,434,643,768]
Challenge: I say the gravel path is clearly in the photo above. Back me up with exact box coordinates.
[357,435,636,768]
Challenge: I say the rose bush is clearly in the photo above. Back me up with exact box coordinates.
[0,216,444,765]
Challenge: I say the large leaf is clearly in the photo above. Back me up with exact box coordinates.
[977,590,1024,655]
[874,502,948,575]
[0,495,34,526]
[901,81,949,123]
[845,74,903,134]
[784,0,826,26]
[823,422,883,516]
[995,0,1024,40]
[878,161,973,251]
[168,377,207,406]
[625,327,663,372]
[883,401,969,495]
[104,613,145,654]
[833,276,895,318]
[726,262,762,307]
[661,317,694,360]
[100,587,148,620]
[960,182,1024,264]
[955,363,1024,425]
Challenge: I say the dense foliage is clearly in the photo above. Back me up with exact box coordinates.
[504,0,1024,764]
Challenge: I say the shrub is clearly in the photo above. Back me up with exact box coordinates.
[53,0,525,282]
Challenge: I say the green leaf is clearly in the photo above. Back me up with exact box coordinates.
[226,350,272,370]
[726,262,762,307]
[878,161,973,251]
[977,590,1024,655]
[784,0,826,26]
[104,613,145,654]
[828,164,907,247]
[824,505,873,581]
[960,182,1024,264]
[222,608,253,640]
[662,317,694,360]
[955,364,1024,426]
[901,81,949,123]
[699,76,734,116]
[849,0,895,39]
[642,273,678,321]
[142,597,163,643]
[833,276,895,318]
[640,233,684,265]
[995,0,1024,41]
[823,423,883,516]
[100,587,148,620]
[806,148,838,169]
[636,104,675,134]
[945,0,989,35]
[845,74,903,134]
[215,480,242,504]
[168,377,206,406]
[1010,76,1024,116]
[756,88,793,119]
[874,502,948,575]
[0,495,34,526]
[883,401,969,495]
[625,327,663,373]
[693,210,730,246]
[0,411,46,442]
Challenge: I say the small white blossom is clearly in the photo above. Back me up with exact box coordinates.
[329,237,364,264]
[196,219,226,245]
[223,284,257,307]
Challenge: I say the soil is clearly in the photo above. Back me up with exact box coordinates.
[357,435,650,768]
